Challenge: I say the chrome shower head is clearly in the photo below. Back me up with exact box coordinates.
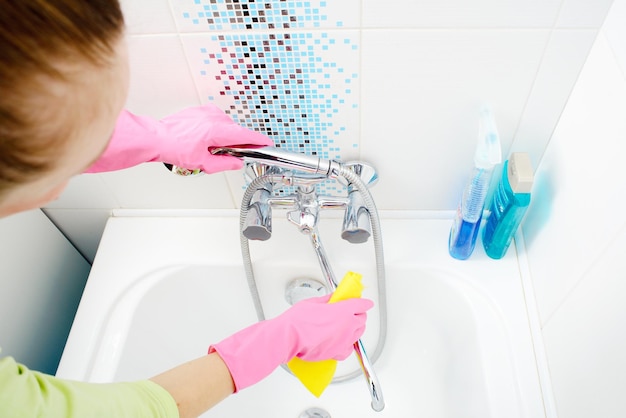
[209,145,342,177]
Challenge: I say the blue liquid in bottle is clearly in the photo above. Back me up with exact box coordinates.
[448,106,501,260]
[448,167,491,260]
[449,211,483,260]
[483,155,533,259]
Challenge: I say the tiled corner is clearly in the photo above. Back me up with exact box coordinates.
[42,209,113,264]
[603,0,626,77]
[169,0,361,32]
[541,222,626,418]
[362,0,562,28]
[359,29,549,210]
[555,0,615,28]
[522,33,626,324]
[125,35,201,118]
[509,29,598,168]
[120,0,178,34]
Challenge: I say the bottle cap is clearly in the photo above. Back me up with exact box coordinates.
[508,152,534,193]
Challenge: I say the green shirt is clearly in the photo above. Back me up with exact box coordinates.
[0,355,179,418]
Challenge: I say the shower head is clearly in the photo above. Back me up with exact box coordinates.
[209,145,342,177]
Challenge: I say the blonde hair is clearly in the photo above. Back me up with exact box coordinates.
[0,0,124,195]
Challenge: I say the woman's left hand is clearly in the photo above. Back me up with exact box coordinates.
[86,104,274,174]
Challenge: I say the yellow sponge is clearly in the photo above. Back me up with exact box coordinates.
[287,271,364,397]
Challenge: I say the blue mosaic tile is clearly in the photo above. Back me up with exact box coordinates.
[180,1,358,196]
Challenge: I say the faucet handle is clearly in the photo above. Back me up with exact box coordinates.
[342,190,372,244]
[336,162,378,188]
[242,187,273,241]
[338,162,378,244]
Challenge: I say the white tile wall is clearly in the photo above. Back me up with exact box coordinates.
[120,0,178,34]
[523,32,626,325]
[360,29,550,210]
[541,224,626,418]
[508,30,597,169]
[603,0,626,75]
[520,0,626,415]
[43,0,611,261]
[125,34,201,117]
[362,0,563,28]
[556,0,614,28]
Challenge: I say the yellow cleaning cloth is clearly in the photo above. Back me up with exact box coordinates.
[287,271,364,397]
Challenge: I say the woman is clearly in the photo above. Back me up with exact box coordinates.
[0,2,373,417]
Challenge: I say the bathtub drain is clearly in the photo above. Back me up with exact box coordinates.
[299,407,331,418]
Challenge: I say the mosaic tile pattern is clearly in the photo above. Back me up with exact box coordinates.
[182,0,331,30]
[174,0,360,31]
[179,0,359,194]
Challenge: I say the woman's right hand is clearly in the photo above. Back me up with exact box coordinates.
[209,296,374,392]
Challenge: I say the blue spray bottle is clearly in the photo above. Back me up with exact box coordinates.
[448,107,502,260]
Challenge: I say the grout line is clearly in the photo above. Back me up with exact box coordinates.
[127,27,569,38]
[164,0,204,105]
[541,217,626,328]
[176,32,204,105]
[602,29,626,82]
[110,208,455,219]
[164,0,182,33]
[356,0,364,161]
[111,208,240,218]
[506,21,561,161]
[514,230,559,418]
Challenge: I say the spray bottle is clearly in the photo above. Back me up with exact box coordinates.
[448,107,502,260]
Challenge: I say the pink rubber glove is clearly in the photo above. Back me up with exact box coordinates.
[86,104,273,174]
[209,295,374,392]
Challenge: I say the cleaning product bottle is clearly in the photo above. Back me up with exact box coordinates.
[449,107,502,260]
[482,152,534,259]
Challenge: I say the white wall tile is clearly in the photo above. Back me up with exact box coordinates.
[359,29,550,210]
[362,0,562,28]
[169,0,360,32]
[120,0,178,34]
[44,174,119,210]
[97,163,236,209]
[541,223,626,418]
[555,0,615,28]
[522,33,626,324]
[125,35,201,118]
[603,0,626,77]
[509,29,598,168]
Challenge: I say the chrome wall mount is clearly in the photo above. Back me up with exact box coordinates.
[211,146,386,412]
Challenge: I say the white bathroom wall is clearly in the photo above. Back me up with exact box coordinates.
[0,210,91,374]
[42,0,613,263]
[521,0,626,416]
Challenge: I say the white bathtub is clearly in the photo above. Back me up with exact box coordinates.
[57,212,547,417]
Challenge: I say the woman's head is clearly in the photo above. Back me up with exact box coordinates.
[0,0,129,217]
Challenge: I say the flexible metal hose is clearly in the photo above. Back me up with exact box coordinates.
[239,168,387,383]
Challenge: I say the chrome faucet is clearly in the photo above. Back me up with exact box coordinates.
[211,146,386,412]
